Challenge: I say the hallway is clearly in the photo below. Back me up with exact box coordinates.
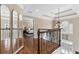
[1,4,79,54]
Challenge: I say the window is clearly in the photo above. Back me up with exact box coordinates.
[12,10,18,52]
[1,5,11,53]
[0,5,23,54]
[61,21,73,34]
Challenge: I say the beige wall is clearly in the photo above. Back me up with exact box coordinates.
[37,19,53,29]
[34,18,53,38]
[23,20,33,29]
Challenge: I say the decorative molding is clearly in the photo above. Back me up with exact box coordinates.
[54,13,77,18]
[52,9,72,15]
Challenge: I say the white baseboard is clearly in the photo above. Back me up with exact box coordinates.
[13,45,24,54]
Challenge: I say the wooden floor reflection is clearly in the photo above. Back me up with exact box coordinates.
[18,36,59,54]
[0,36,59,54]
[0,38,23,54]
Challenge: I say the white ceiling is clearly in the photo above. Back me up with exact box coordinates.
[23,4,79,20]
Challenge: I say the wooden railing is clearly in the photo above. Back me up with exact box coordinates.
[37,28,61,54]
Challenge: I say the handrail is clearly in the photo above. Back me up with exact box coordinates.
[0,28,22,30]
[37,28,62,54]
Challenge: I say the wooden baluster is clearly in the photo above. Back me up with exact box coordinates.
[37,29,40,54]
[40,33,42,54]
[58,28,61,46]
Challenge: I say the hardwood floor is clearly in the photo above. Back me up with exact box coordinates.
[0,36,59,54]
[18,36,59,54]
[0,38,23,54]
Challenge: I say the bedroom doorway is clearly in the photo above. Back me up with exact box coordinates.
[23,17,34,53]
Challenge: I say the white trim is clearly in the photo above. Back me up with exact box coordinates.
[13,45,24,54]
